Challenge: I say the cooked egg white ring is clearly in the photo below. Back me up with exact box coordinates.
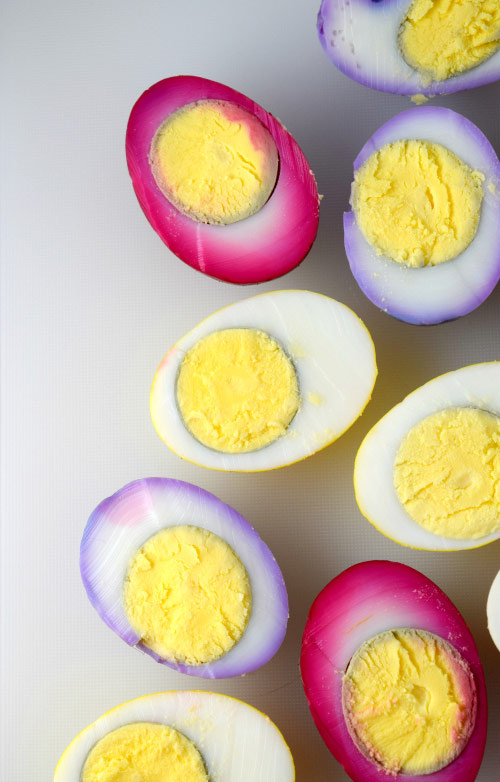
[344,107,500,325]
[80,479,288,678]
[150,290,377,471]
[487,569,500,653]
[354,362,500,550]
[318,0,500,96]
[54,691,295,782]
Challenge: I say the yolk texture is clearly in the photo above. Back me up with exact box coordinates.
[351,140,484,268]
[82,722,208,782]
[123,526,251,666]
[150,100,278,224]
[176,328,300,453]
[351,140,484,267]
[342,629,476,775]
[394,407,500,539]
[400,0,500,84]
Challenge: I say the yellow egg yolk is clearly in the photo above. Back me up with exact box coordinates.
[123,526,251,665]
[351,139,484,268]
[400,0,500,84]
[81,722,208,782]
[394,407,500,539]
[342,629,476,775]
[176,328,300,453]
[150,100,279,224]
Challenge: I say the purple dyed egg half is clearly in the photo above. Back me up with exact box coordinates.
[317,0,500,96]
[344,107,500,325]
[80,478,288,678]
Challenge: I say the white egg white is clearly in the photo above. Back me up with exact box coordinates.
[487,569,500,653]
[150,290,377,471]
[54,691,295,782]
[354,362,500,551]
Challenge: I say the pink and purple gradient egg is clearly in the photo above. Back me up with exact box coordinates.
[344,106,500,325]
[80,478,288,678]
[300,561,487,781]
[126,75,319,284]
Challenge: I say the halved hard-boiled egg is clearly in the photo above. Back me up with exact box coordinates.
[126,76,319,284]
[80,478,288,677]
[317,0,500,96]
[301,561,487,781]
[54,691,294,781]
[487,568,500,653]
[354,362,500,550]
[150,290,377,471]
[344,106,500,324]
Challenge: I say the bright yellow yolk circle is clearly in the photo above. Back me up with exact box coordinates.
[123,526,251,665]
[400,0,500,84]
[150,99,279,224]
[176,328,300,453]
[394,407,500,539]
[351,140,484,268]
[81,722,208,782]
[342,629,476,775]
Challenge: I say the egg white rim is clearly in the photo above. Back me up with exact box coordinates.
[150,290,377,471]
[354,362,500,550]
[487,569,500,653]
[344,107,500,324]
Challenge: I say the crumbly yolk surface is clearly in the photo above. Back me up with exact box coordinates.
[150,99,278,224]
[81,722,208,782]
[342,629,476,775]
[123,526,251,665]
[176,328,300,453]
[400,0,500,84]
[351,140,484,268]
[394,407,500,539]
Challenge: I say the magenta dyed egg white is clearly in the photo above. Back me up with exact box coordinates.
[81,478,288,678]
[344,107,500,324]
[301,561,487,781]
[126,76,319,284]
[317,0,500,96]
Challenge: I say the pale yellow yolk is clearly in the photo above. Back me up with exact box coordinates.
[150,100,279,224]
[82,722,208,782]
[351,140,484,268]
[394,407,500,539]
[176,328,300,453]
[342,629,476,775]
[400,0,500,84]
[123,526,251,665]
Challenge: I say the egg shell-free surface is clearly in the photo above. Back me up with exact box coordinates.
[54,691,295,781]
[80,478,288,677]
[150,290,377,471]
[354,362,500,550]
[344,107,500,325]
[126,75,319,284]
[300,560,487,782]
[317,0,500,96]
[487,569,500,652]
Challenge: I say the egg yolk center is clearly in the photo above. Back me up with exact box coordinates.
[81,722,208,782]
[394,406,500,539]
[176,328,300,453]
[400,0,500,84]
[351,139,484,268]
[123,526,251,666]
[150,100,279,225]
[342,629,476,775]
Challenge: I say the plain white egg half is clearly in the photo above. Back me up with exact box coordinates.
[54,691,295,782]
[487,570,500,653]
[150,290,377,471]
[354,362,500,551]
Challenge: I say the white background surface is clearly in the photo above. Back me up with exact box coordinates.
[2,1,500,779]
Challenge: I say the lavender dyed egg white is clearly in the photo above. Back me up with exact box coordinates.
[301,561,487,782]
[126,76,319,284]
[317,0,500,96]
[80,478,288,678]
[55,691,295,782]
[344,107,500,324]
